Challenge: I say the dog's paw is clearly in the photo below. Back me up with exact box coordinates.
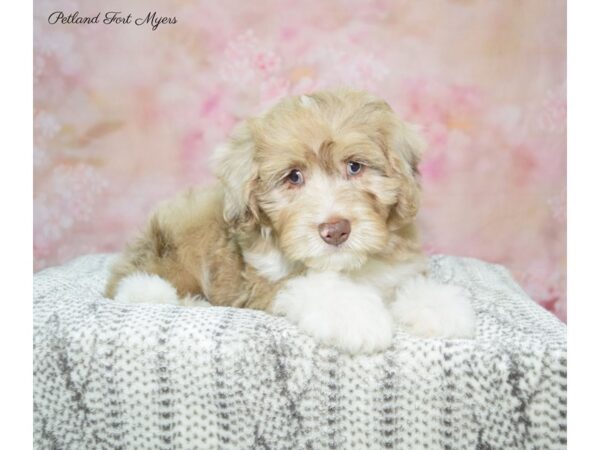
[272,272,393,354]
[391,277,476,339]
[113,273,181,305]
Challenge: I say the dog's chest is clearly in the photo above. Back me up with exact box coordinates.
[348,258,427,302]
[242,247,296,282]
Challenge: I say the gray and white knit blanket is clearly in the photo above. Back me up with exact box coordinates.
[33,254,566,449]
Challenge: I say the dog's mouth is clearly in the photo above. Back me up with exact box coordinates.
[303,244,367,272]
[320,239,350,250]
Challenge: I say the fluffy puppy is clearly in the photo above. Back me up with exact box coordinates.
[105,89,475,353]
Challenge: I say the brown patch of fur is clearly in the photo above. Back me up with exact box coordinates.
[105,187,287,310]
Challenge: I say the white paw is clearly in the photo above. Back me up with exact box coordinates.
[273,272,393,354]
[391,277,476,339]
[114,273,181,305]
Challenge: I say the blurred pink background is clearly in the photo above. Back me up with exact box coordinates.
[34,0,566,321]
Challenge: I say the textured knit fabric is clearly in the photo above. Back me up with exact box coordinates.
[33,254,567,450]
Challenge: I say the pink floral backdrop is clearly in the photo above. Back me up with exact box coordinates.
[33,0,566,321]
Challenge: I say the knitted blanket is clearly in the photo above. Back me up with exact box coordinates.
[33,254,567,449]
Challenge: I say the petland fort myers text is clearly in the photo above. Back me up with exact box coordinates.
[48,11,177,31]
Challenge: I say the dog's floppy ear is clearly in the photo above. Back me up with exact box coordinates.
[212,120,260,227]
[387,118,426,220]
[391,118,425,177]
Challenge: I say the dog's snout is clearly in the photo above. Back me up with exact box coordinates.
[318,219,351,246]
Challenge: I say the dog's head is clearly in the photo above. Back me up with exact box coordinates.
[213,90,425,271]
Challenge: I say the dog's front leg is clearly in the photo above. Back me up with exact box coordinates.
[390,276,476,339]
[272,271,393,354]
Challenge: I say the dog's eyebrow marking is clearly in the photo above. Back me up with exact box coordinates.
[298,147,319,166]
[318,140,337,173]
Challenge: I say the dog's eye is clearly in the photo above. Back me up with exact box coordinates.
[347,161,363,176]
[286,169,304,186]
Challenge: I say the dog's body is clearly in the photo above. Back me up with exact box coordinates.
[106,90,475,353]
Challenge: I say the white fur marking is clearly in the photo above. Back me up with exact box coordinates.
[243,248,293,281]
[114,273,181,305]
[273,271,393,354]
[391,276,476,339]
[199,265,211,296]
[300,95,316,108]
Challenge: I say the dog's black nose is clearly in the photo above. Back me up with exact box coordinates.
[318,219,351,246]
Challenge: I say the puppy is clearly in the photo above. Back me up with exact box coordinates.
[105,89,475,353]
